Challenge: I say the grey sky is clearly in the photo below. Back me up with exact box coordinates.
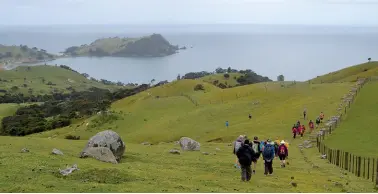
[1,0,378,26]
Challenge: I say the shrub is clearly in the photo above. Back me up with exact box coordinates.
[217,83,227,89]
[224,73,230,79]
[194,84,205,91]
[65,135,80,140]
[213,80,219,85]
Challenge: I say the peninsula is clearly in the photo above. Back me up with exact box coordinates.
[63,34,179,58]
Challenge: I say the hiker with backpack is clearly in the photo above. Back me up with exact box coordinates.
[303,108,307,120]
[236,139,254,181]
[250,136,261,174]
[292,124,297,139]
[315,117,321,128]
[233,135,245,168]
[278,140,289,168]
[309,120,314,133]
[320,112,324,123]
[297,125,304,138]
[262,140,275,176]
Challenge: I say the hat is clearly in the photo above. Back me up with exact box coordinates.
[280,140,285,144]
[254,136,258,140]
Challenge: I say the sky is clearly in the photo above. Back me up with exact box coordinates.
[1,0,378,26]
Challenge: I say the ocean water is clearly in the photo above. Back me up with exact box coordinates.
[1,25,378,84]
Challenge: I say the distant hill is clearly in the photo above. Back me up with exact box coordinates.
[63,34,179,58]
[309,61,378,83]
[0,44,56,64]
[0,65,123,97]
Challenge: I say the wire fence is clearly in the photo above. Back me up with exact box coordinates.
[315,77,378,186]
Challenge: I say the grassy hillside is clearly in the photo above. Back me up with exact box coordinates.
[325,81,378,157]
[0,103,20,121]
[1,62,377,192]
[0,45,56,64]
[199,73,242,87]
[310,62,378,84]
[0,65,121,96]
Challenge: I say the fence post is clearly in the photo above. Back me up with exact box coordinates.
[373,159,375,182]
[352,155,355,174]
[358,157,362,177]
[363,157,366,178]
[345,152,349,170]
[336,150,340,166]
[329,125,332,134]
[376,158,378,186]
[349,101,351,108]
[368,158,370,180]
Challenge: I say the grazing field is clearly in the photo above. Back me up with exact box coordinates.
[0,65,122,96]
[325,81,378,157]
[0,62,377,192]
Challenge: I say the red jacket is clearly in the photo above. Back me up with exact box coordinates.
[292,127,297,133]
[278,144,288,156]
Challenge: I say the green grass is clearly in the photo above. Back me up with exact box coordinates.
[1,63,377,192]
[310,62,378,84]
[199,73,242,87]
[0,103,20,121]
[0,65,122,96]
[325,81,378,157]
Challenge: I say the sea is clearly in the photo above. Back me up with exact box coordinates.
[1,24,378,84]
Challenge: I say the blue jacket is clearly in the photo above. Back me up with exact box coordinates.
[262,144,275,161]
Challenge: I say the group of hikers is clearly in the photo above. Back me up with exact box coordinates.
[232,110,326,181]
[233,135,289,181]
[292,111,325,139]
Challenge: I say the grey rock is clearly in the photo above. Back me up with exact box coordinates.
[321,154,327,159]
[21,148,29,153]
[179,137,200,151]
[169,149,181,155]
[52,148,64,155]
[80,130,125,162]
[80,147,118,164]
[141,142,151,146]
[215,148,221,151]
[59,164,79,176]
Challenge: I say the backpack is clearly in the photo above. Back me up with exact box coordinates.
[252,142,259,154]
[279,145,287,155]
[234,141,242,153]
[263,144,274,160]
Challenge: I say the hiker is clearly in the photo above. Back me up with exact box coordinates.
[236,139,254,181]
[296,120,301,128]
[315,117,321,128]
[233,135,245,168]
[292,125,297,139]
[297,125,303,138]
[303,108,307,120]
[249,114,252,120]
[278,140,289,168]
[301,124,306,137]
[226,121,229,128]
[250,136,261,174]
[320,112,324,123]
[262,140,275,176]
[309,120,314,133]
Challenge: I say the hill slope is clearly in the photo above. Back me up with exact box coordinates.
[0,65,122,96]
[309,62,378,84]
[63,34,179,57]
[0,44,56,65]
[325,81,378,157]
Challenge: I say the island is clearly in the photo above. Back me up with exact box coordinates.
[63,34,180,58]
[0,44,56,65]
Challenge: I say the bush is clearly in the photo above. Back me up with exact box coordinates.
[194,84,205,91]
[65,135,80,140]
[217,83,227,89]
[224,73,230,79]
[213,80,219,85]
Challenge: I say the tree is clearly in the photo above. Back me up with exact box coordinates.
[16,53,22,60]
[82,73,90,78]
[150,79,156,85]
[177,74,181,80]
[227,67,232,73]
[28,88,33,95]
[277,75,285,82]
[368,58,371,62]
[224,73,230,79]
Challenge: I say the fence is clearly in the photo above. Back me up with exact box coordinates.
[315,77,378,186]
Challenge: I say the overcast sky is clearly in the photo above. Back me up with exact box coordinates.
[1,0,378,26]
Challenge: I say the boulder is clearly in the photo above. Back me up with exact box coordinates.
[59,164,79,176]
[141,142,151,146]
[80,130,125,162]
[52,148,64,155]
[179,137,200,151]
[21,148,29,153]
[80,147,118,164]
[169,149,181,155]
